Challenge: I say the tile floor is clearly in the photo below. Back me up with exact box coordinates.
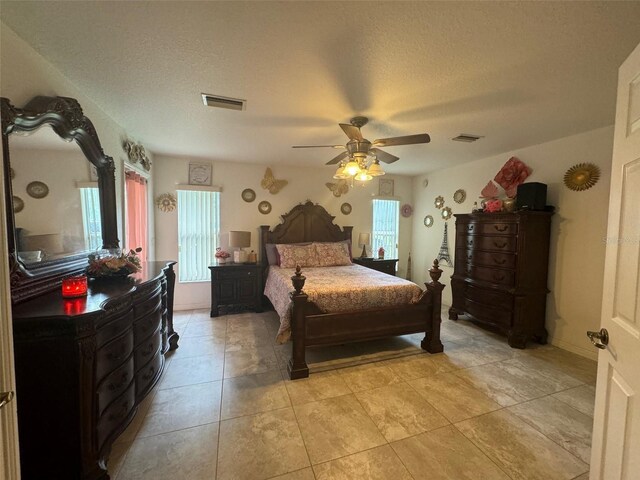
[109,308,597,480]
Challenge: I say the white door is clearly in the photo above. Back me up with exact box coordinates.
[0,141,21,478]
[589,41,640,480]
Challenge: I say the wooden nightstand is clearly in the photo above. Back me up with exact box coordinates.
[352,257,398,276]
[209,263,263,317]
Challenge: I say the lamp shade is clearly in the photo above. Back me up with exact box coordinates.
[367,162,385,177]
[358,233,371,246]
[229,231,251,248]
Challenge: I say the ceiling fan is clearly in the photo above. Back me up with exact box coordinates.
[292,116,431,168]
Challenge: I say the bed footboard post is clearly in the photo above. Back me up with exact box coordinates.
[422,259,445,353]
[289,266,310,379]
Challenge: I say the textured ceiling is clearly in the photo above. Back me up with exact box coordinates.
[2,1,640,175]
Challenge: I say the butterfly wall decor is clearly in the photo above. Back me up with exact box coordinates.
[325,180,349,198]
[261,167,288,194]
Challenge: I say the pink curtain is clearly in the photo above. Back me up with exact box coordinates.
[125,171,148,261]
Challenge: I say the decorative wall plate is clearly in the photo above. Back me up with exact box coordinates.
[155,193,177,212]
[26,181,49,199]
[434,195,444,208]
[401,204,413,218]
[564,163,601,191]
[340,202,352,215]
[423,215,434,227]
[189,163,212,186]
[441,207,453,220]
[258,200,272,214]
[453,189,466,204]
[326,180,349,197]
[241,188,256,202]
[13,196,24,213]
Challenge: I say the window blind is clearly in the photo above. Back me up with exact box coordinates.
[372,198,399,260]
[79,187,103,251]
[177,190,220,282]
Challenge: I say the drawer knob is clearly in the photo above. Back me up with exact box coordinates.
[143,365,156,381]
[467,240,474,247]
[108,371,129,391]
[468,225,475,231]
[494,225,508,232]
[108,401,129,422]
[493,273,505,282]
[493,257,506,265]
[493,241,507,248]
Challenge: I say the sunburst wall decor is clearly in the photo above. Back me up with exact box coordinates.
[564,163,600,191]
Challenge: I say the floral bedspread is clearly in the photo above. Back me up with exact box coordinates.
[265,264,423,343]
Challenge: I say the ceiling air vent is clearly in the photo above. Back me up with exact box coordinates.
[452,134,483,143]
[201,93,246,111]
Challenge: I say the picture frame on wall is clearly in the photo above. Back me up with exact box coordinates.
[189,163,212,186]
[379,178,394,196]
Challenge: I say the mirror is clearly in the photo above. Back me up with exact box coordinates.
[2,96,119,303]
[11,127,103,265]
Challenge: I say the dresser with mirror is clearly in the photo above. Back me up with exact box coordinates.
[2,96,178,480]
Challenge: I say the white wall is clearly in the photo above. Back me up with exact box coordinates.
[412,126,613,360]
[153,155,414,310]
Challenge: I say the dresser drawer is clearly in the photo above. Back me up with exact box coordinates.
[466,222,517,236]
[464,235,517,253]
[466,265,515,286]
[464,298,512,328]
[459,249,517,269]
[96,356,135,416]
[136,350,163,399]
[97,380,136,450]
[96,310,134,348]
[135,326,162,371]
[217,268,258,279]
[464,283,513,311]
[96,329,134,381]
[134,303,162,345]
[134,289,162,318]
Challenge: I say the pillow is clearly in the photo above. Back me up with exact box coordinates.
[265,243,279,266]
[314,239,353,260]
[314,242,352,267]
[276,243,320,268]
[266,242,311,266]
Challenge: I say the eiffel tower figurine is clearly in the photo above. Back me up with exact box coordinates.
[437,223,453,267]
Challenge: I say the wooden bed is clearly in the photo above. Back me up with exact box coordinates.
[260,201,445,380]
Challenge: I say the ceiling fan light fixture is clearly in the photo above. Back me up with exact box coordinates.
[367,162,385,176]
[354,171,373,182]
[344,159,361,177]
[333,164,349,179]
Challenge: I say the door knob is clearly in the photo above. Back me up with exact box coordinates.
[587,328,609,349]
[0,391,14,409]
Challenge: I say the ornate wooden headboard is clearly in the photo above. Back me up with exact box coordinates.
[260,201,353,266]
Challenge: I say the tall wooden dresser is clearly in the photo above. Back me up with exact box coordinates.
[449,212,553,348]
[11,261,178,480]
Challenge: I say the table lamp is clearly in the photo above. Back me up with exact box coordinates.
[229,231,251,263]
[358,233,371,258]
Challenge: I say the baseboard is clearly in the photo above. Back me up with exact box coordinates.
[174,303,210,311]
[549,336,598,361]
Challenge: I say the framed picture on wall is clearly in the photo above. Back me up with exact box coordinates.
[189,163,212,186]
[379,178,394,196]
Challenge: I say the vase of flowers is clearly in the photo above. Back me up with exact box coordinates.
[215,247,231,264]
[87,247,142,279]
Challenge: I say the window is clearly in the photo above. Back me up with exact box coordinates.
[79,187,102,251]
[372,198,399,260]
[177,189,220,282]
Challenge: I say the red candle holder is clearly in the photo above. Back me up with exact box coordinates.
[62,275,88,298]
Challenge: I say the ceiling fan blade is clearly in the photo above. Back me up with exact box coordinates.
[373,133,431,147]
[326,151,350,165]
[292,145,345,149]
[370,148,399,164]
[339,123,363,141]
